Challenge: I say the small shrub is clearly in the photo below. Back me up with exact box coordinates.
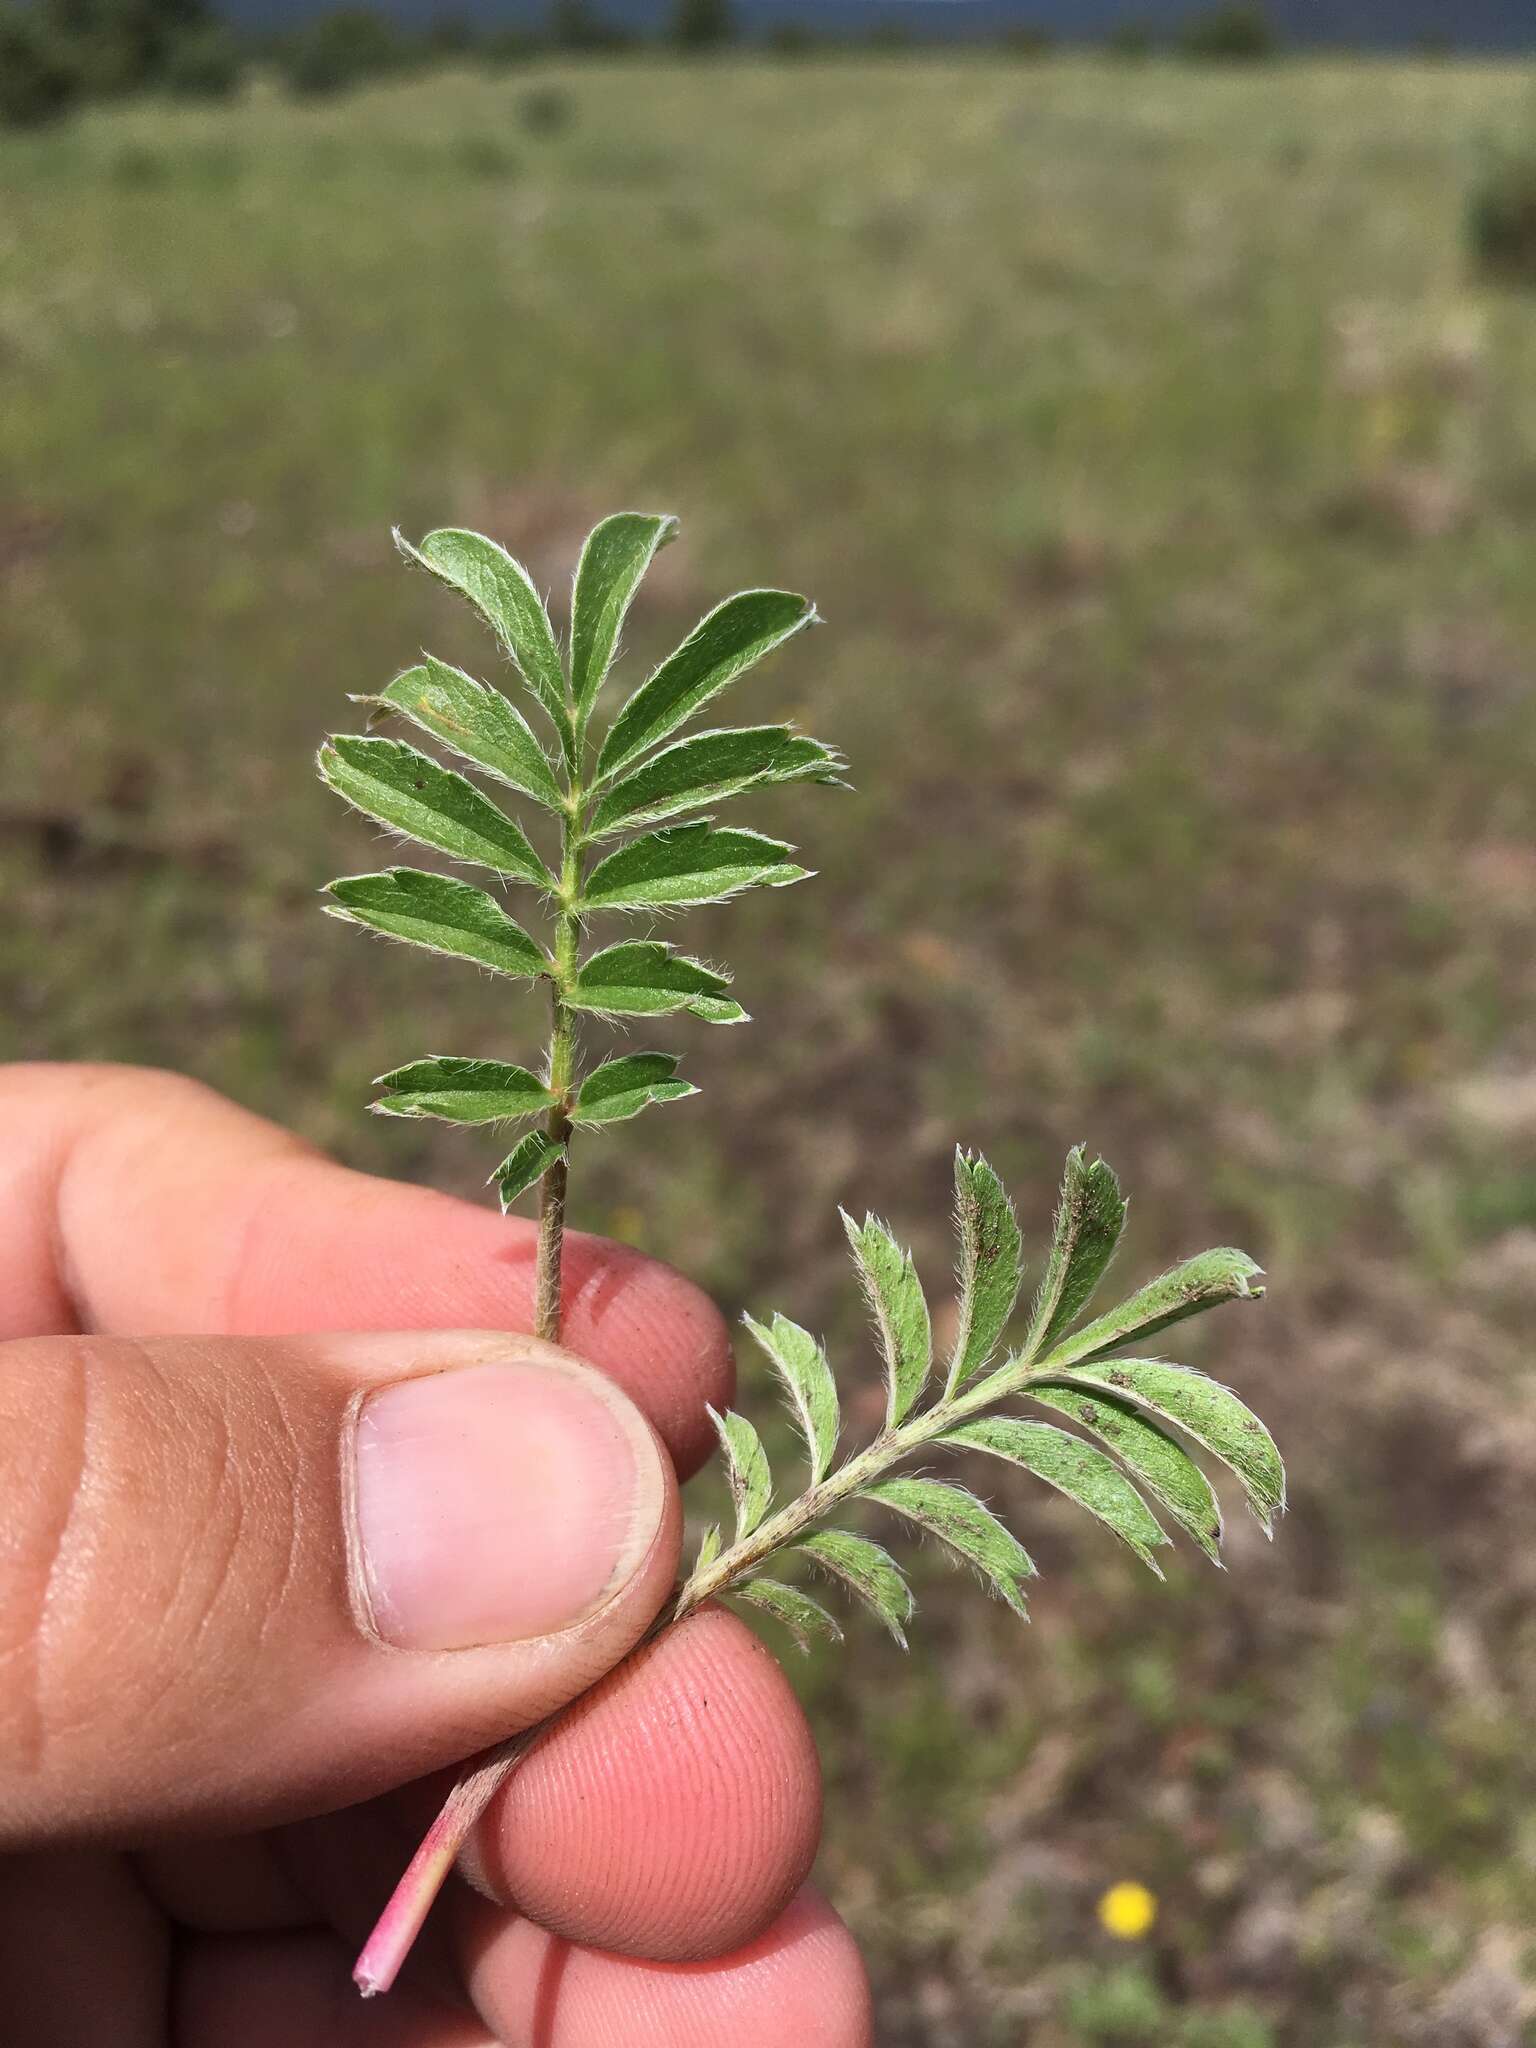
[280,7,402,98]
[161,25,243,100]
[1468,150,1536,288]
[0,11,81,127]
[671,0,733,47]
[42,0,219,95]
[1178,4,1277,60]
[519,83,573,136]
[546,0,630,51]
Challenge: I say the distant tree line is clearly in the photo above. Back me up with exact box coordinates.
[0,2,1293,132]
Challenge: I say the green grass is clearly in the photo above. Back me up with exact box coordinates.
[7,56,1536,2043]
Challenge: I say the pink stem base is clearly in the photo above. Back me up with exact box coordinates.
[356,1603,681,1996]
[353,1734,532,1997]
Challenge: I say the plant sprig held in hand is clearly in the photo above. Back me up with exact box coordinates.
[319,514,1282,1999]
[320,512,842,1341]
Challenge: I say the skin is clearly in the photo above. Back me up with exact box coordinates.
[0,1063,874,2048]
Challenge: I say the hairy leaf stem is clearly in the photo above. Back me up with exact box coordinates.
[535,813,583,1344]
[676,1346,1077,1613]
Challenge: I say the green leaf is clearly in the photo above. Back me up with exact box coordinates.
[841,1213,931,1428]
[694,1523,722,1574]
[372,1056,555,1125]
[369,659,562,811]
[709,1405,773,1541]
[567,941,747,1024]
[1045,1249,1265,1370]
[940,1417,1168,1574]
[947,1150,1024,1395]
[797,1529,912,1649]
[743,1311,840,1484]
[596,590,818,781]
[570,511,679,722]
[318,736,553,886]
[581,823,809,912]
[587,725,847,836]
[862,1477,1034,1618]
[573,1052,697,1125]
[1029,1384,1225,1563]
[490,1129,564,1211]
[322,868,547,979]
[1022,1147,1126,1360]
[733,1576,842,1655]
[398,527,572,758]
[1040,1358,1285,1532]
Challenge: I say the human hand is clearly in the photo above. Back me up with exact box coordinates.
[0,1064,872,2046]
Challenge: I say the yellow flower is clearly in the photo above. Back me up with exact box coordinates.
[1097,1881,1158,1941]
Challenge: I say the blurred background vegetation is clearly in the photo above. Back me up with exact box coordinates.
[6,17,1536,2045]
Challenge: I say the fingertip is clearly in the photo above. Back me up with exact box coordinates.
[462,1886,873,2048]
[470,1607,820,1960]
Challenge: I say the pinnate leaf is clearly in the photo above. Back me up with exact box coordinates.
[862,1477,1034,1618]
[587,725,846,836]
[694,1523,722,1574]
[318,736,553,886]
[1029,1383,1224,1562]
[573,1052,697,1124]
[1023,1147,1126,1360]
[743,1312,840,1484]
[570,512,678,720]
[941,1417,1168,1573]
[322,869,546,979]
[709,1406,773,1541]
[596,590,817,781]
[490,1130,564,1211]
[582,823,808,912]
[842,1214,931,1428]
[1040,1358,1284,1531]
[370,659,561,810]
[372,1056,554,1125]
[1045,1248,1265,1370]
[567,941,746,1024]
[399,527,571,755]
[947,1150,1023,1394]
[734,1577,842,1655]
[797,1529,913,1649]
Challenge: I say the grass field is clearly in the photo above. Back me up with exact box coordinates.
[7,55,1536,2044]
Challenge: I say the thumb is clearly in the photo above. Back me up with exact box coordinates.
[0,1330,680,1844]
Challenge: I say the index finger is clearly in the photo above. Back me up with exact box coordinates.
[0,1063,732,1475]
